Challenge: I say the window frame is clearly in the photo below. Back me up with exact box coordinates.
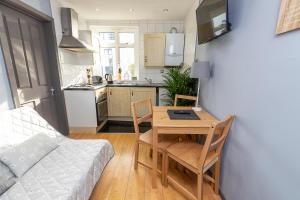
[92,26,139,78]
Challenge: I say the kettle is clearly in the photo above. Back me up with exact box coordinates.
[105,74,113,84]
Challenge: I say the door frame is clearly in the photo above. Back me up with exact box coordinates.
[0,0,69,135]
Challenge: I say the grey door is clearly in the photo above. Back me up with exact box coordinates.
[0,5,59,129]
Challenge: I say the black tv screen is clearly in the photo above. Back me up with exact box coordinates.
[196,0,231,44]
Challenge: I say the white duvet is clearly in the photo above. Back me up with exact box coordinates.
[0,108,114,200]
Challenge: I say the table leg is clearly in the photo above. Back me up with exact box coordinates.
[152,127,158,188]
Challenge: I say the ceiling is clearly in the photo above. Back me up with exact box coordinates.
[60,0,196,20]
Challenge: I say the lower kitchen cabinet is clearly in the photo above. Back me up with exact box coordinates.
[131,87,156,117]
[131,88,156,105]
[64,87,107,134]
[108,87,131,117]
[108,87,156,117]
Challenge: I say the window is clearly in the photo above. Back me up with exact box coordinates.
[98,28,138,79]
[100,48,116,76]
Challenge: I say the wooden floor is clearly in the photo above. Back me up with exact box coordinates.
[70,133,222,200]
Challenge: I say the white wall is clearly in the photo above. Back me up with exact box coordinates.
[139,21,184,83]
[184,1,199,66]
[184,0,209,66]
[50,1,184,85]
[50,0,93,87]
[88,20,184,83]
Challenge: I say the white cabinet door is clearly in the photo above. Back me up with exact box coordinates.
[64,90,97,127]
[144,33,166,67]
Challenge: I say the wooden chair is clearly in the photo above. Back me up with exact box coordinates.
[164,115,235,200]
[131,98,177,183]
[174,94,198,142]
[174,94,197,107]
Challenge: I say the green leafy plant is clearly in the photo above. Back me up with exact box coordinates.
[162,66,197,106]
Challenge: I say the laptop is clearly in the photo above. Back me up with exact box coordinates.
[167,109,200,120]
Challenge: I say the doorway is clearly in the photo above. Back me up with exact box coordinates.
[0,1,68,134]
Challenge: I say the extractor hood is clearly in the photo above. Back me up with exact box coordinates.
[59,8,95,52]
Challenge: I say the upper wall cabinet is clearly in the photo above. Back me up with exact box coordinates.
[165,33,184,66]
[144,33,166,67]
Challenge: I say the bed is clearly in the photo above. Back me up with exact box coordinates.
[0,107,114,200]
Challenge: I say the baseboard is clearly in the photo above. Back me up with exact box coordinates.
[69,127,97,134]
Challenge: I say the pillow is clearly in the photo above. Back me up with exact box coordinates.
[0,134,58,177]
[0,162,16,195]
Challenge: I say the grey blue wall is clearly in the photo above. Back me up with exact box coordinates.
[197,0,300,199]
[20,0,52,16]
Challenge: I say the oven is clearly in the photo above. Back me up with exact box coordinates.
[96,88,108,125]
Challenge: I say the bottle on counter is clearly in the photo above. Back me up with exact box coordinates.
[86,68,93,85]
[117,64,122,80]
[124,71,130,81]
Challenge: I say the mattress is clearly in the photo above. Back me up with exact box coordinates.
[0,138,114,200]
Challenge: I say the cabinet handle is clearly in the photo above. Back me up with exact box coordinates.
[131,91,133,96]
[110,91,112,95]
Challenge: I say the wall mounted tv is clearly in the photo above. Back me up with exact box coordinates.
[196,0,231,44]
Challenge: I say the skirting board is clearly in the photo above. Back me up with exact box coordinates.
[69,127,98,134]
[69,120,107,134]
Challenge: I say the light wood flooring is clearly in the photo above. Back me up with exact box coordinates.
[70,133,222,200]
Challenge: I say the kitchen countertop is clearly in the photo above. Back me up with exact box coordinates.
[63,82,165,91]
[108,82,164,88]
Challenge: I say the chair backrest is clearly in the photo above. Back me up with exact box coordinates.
[198,115,235,170]
[131,99,153,137]
[174,94,197,107]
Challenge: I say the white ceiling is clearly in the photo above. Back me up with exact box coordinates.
[60,0,196,20]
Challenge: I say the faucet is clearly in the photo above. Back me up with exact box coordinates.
[144,78,152,84]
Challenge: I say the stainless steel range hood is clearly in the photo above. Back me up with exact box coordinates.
[59,8,95,52]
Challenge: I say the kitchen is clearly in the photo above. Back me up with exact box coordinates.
[1,0,297,200]
[58,7,187,134]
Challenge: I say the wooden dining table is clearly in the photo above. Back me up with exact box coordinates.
[151,106,219,188]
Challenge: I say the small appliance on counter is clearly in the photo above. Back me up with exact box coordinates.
[105,74,113,84]
[92,76,103,84]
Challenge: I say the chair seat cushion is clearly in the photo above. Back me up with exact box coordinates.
[139,130,177,150]
[167,142,218,172]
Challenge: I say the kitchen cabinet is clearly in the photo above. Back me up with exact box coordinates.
[108,87,131,117]
[64,87,107,134]
[107,87,156,117]
[144,33,165,67]
[131,87,156,117]
[131,88,156,105]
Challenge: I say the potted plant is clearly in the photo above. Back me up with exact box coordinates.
[162,66,197,106]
